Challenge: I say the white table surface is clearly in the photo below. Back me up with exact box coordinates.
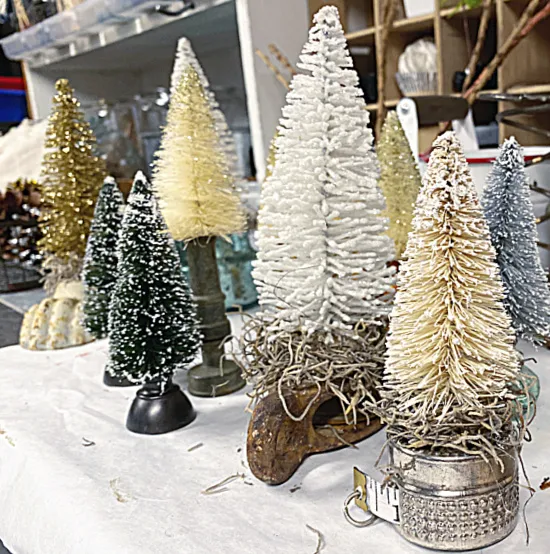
[0,315,548,554]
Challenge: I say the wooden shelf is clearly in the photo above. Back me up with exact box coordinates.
[346,26,376,46]
[507,83,550,95]
[344,0,550,146]
[393,12,435,32]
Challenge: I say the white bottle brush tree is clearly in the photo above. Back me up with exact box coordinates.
[242,6,395,421]
[482,137,550,343]
[380,132,521,459]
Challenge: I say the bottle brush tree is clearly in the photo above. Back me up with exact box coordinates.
[154,65,246,240]
[381,132,520,458]
[38,78,106,294]
[482,137,550,343]
[377,111,422,260]
[108,171,200,387]
[153,65,246,397]
[170,37,238,178]
[82,177,124,339]
[242,5,395,420]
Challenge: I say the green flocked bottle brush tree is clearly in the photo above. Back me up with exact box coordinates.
[82,176,130,387]
[108,171,201,434]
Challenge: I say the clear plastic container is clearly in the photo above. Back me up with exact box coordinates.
[24,25,51,52]
[109,0,169,18]
[44,10,81,44]
[0,24,51,60]
[74,0,120,34]
[0,33,27,60]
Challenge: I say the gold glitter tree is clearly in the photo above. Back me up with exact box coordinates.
[154,66,245,240]
[381,132,519,457]
[38,78,106,289]
[377,111,422,259]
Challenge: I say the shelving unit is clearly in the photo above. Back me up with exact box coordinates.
[341,0,550,149]
[3,0,311,181]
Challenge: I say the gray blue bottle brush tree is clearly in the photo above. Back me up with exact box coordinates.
[482,137,550,343]
[82,177,124,339]
[108,171,201,386]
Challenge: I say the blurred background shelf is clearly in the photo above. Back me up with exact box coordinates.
[341,0,550,151]
[1,0,311,181]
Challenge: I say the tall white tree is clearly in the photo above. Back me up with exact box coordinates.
[253,6,395,337]
[170,37,238,178]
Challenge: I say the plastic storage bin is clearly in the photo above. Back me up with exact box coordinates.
[110,0,172,18]
[0,77,25,90]
[44,10,81,44]
[0,90,28,123]
[0,24,51,60]
[74,0,122,34]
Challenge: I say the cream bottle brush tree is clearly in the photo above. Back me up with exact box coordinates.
[377,111,422,260]
[154,66,246,398]
[155,66,245,241]
[170,37,238,179]
[381,131,520,458]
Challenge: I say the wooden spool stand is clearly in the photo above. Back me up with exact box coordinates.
[247,388,383,485]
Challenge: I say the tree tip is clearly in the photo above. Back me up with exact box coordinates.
[55,78,71,92]
[497,136,524,167]
[432,131,461,150]
[501,136,520,151]
[177,36,191,50]
[314,4,341,25]
[134,170,147,183]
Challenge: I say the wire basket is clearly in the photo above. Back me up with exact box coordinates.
[396,72,438,95]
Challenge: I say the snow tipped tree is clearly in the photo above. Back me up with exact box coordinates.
[377,111,422,259]
[82,176,124,339]
[253,5,395,336]
[482,137,550,342]
[383,132,519,455]
[170,37,238,178]
[108,172,200,384]
[153,66,246,241]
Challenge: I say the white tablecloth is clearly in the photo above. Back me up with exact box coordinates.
[0,317,548,554]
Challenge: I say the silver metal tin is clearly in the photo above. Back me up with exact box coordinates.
[389,442,519,551]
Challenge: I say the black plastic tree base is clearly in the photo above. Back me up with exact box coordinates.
[126,380,196,435]
[103,370,134,388]
[188,359,245,397]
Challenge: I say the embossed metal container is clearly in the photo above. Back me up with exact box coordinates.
[389,442,519,551]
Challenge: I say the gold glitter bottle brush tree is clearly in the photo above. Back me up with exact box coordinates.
[20,78,106,351]
[236,6,396,486]
[345,132,528,552]
[153,66,247,398]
